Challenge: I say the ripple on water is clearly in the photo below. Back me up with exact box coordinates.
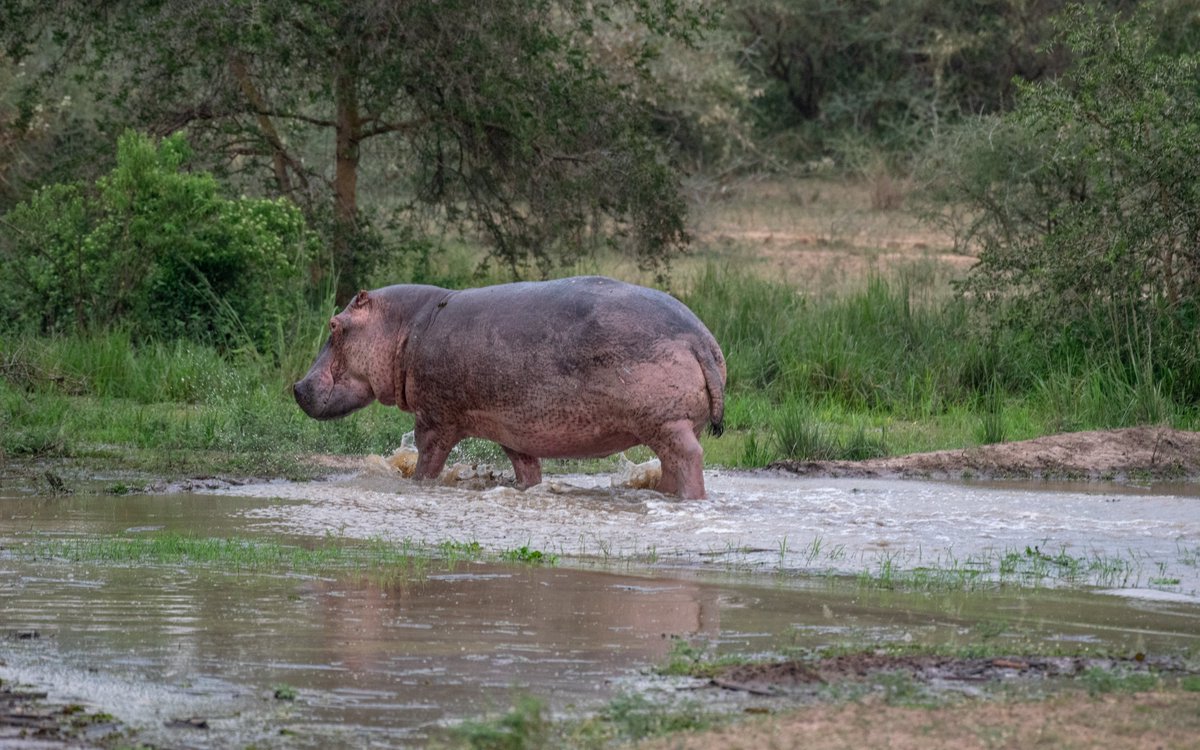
[204,470,1200,598]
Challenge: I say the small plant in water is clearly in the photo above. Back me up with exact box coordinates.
[439,539,483,561]
[875,670,928,706]
[501,545,558,565]
[454,695,548,750]
[600,693,716,741]
[273,684,298,701]
[658,638,710,676]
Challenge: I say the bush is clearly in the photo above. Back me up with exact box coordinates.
[0,131,320,359]
[923,4,1200,403]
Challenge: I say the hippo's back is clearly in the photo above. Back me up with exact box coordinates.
[405,276,723,452]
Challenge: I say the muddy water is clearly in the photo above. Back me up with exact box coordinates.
[1,470,1199,748]
[214,469,1200,598]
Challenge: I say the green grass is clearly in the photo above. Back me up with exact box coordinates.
[447,692,720,750]
[499,545,559,565]
[17,532,591,581]
[846,543,1149,592]
[656,637,752,679]
[3,266,1198,478]
[0,332,415,474]
[23,532,486,579]
[1081,667,1161,696]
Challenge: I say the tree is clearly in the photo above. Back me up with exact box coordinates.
[1,1,712,301]
[729,0,1096,160]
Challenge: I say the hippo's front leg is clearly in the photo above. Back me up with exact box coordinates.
[501,446,543,489]
[412,421,458,481]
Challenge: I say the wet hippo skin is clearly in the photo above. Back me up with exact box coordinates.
[294,276,725,498]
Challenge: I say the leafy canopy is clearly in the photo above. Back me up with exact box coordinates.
[1,0,716,293]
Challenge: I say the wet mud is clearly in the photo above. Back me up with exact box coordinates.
[772,426,1200,482]
[707,653,1196,696]
[2,465,1199,747]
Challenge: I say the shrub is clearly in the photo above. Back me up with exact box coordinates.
[923,5,1200,403]
[0,131,320,359]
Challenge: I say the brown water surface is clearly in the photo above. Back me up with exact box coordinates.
[1,471,1198,747]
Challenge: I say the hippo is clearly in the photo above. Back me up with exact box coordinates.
[293,276,726,498]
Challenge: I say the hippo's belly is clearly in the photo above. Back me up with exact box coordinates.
[463,410,644,458]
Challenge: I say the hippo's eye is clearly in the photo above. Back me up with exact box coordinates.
[329,318,340,335]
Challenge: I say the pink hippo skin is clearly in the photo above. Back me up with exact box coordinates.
[293,276,726,499]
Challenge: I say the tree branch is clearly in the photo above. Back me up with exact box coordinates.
[358,116,431,140]
[228,53,311,194]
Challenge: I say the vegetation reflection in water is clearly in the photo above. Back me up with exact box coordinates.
[5,524,1200,750]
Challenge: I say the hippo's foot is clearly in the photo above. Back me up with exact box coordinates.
[502,447,543,489]
[647,421,707,500]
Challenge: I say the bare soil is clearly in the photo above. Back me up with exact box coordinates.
[688,176,969,295]
[770,426,1200,483]
[707,653,1190,696]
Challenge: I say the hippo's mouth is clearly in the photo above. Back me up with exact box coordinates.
[293,379,353,420]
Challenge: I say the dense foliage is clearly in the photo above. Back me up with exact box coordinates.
[732,0,1200,165]
[2,1,1200,466]
[1,0,712,298]
[924,5,1200,402]
[0,131,318,358]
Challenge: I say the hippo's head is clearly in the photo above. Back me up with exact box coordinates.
[293,289,395,420]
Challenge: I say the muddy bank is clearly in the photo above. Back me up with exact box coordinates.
[771,427,1200,482]
[706,653,1195,696]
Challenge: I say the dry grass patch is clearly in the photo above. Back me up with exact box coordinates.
[634,691,1200,750]
[684,177,970,296]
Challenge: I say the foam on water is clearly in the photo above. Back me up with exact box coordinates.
[208,469,1200,599]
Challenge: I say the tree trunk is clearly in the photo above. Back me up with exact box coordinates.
[333,47,361,306]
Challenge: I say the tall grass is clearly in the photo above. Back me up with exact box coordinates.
[0,328,414,464]
[685,266,973,417]
[2,266,1196,470]
[684,266,1195,462]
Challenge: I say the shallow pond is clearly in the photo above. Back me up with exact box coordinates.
[1,468,1198,747]
[216,468,1200,597]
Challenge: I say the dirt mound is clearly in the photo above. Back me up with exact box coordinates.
[771,427,1200,482]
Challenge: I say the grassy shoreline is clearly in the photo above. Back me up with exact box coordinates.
[2,266,1197,483]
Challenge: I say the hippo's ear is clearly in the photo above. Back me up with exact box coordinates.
[352,290,370,308]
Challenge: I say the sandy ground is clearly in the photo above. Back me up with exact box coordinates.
[770,426,1200,482]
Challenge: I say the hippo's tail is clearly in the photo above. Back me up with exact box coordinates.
[696,339,726,437]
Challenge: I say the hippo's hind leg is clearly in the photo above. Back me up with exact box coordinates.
[501,447,543,489]
[645,420,706,500]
